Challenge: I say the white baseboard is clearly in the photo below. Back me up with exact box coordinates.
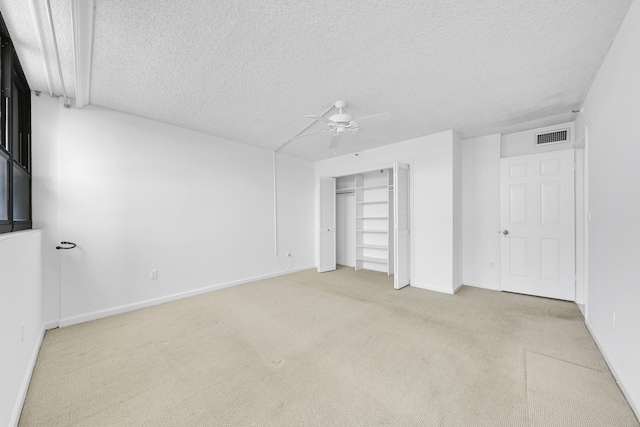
[59,265,314,328]
[10,324,46,427]
[463,281,500,291]
[43,320,59,330]
[410,281,456,295]
[585,319,639,421]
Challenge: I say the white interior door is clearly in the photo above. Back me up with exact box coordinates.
[317,177,336,273]
[336,193,355,267]
[500,150,575,301]
[394,162,410,289]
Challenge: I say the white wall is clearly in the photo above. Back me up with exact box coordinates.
[336,193,355,267]
[574,0,640,417]
[452,132,463,291]
[315,130,461,294]
[461,134,501,290]
[31,95,62,325]
[0,231,44,427]
[574,146,586,306]
[501,121,575,158]
[31,100,315,326]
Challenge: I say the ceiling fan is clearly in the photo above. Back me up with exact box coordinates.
[281,101,391,151]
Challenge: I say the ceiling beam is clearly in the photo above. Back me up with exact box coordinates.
[44,0,69,107]
[27,0,53,97]
[71,0,95,108]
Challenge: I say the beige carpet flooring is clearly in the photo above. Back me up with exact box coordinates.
[19,267,639,426]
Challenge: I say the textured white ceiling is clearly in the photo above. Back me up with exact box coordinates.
[1,0,76,99]
[0,0,634,161]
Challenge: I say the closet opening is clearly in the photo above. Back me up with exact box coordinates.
[336,168,394,275]
[317,162,410,288]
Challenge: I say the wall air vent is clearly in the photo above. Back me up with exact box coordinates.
[535,129,569,146]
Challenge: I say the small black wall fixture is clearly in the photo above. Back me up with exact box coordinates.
[56,241,76,250]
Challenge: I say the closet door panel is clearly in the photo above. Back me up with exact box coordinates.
[394,162,410,288]
[317,177,336,273]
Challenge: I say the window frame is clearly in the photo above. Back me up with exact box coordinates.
[0,13,32,234]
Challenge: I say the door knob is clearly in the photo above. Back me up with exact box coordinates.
[502,230,509,236]
[56,241,77,250]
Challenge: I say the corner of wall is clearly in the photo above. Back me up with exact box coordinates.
[452,132,463,290]
[586,319,640,420]
[31,94,63,324]
[411,281,457,295]
[569,0,640,419]
[461,134,501,291]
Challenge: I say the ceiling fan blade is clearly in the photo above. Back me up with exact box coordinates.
[287,129,327,142]
[305,114,333,124]
[352,112,392,123]
[362,127,391,137]
[329,133,342,150]
[352,112,397,136]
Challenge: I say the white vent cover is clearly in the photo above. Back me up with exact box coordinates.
[535,128,570,146]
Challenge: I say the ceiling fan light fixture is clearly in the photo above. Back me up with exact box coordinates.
[329,113,353,124]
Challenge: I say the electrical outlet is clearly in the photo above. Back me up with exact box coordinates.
[150,269,158,280]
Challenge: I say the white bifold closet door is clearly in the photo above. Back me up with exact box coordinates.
[317,177,336,273]
[393,162,410,289]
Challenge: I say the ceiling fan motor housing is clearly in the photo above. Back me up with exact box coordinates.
[284,99,385,151]
[334,100,348,109]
